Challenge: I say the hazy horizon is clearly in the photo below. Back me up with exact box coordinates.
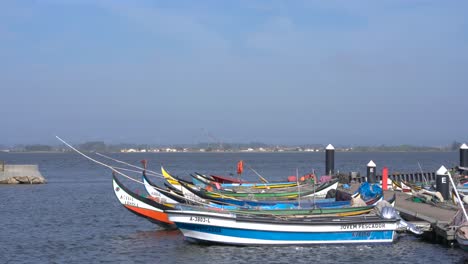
[1,1,467,146]
[1,139,465,149]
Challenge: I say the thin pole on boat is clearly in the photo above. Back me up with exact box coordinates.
[417,162,428,185]
[312,170,316,207]
[447,169,468,221]
[247,164,270,184]
[297,168,301,208]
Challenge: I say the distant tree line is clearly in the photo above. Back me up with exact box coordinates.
[24,144,52,152]
[352,145,443,152]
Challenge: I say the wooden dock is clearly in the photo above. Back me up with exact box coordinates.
[349,183,460,246]
[385,190,458,245]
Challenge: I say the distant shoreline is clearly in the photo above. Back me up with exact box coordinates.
[0,150,458,154]
[2,141,463,153]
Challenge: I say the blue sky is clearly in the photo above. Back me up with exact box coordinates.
[1,0,467,146]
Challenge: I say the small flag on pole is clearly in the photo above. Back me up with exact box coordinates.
[237,160,244,175]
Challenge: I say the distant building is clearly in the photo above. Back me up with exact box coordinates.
[120,148,137,153]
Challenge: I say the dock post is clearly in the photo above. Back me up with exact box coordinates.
[461,143,468,175]
[325,144,335,176]
[382,167,388,190]
[436,166,449,200]
[367,160,376,183]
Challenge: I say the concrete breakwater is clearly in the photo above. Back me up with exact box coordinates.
[0,163,46,184]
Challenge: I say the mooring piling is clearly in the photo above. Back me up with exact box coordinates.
[325,144,335,176]
[367,160,376,183]
[461,143,468,174]
[436,166,449,200]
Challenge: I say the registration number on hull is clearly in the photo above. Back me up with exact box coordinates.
[190,216,211,223]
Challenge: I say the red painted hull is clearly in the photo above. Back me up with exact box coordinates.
[210,174,249,184]
[123,205,175,229]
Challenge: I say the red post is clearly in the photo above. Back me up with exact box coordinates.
[382,167,388,190]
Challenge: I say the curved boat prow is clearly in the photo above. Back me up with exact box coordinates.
[161,166,182,192]
[112,174,177,230]
[142,172,178,204]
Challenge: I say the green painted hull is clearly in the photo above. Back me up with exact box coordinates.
[203,181,337,199]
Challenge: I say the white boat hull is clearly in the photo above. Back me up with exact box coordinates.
[167,210,398,245]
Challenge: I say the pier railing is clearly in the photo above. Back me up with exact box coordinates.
[352,172,436,183]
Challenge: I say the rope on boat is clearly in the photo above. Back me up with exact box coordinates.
[95,152,242,208]
[108,165,161,177]
[55,136,145,185]
[56,137,348,215]
[95,152,164,178]
[55,136,217,207]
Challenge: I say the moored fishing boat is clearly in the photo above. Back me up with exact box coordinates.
[166,207,401,245]
[112,174,177,230]
[162,166,338,202]
[177,178,388,207]
[209,172,316,184]
[173,200,386,217]
[111,175,394,238]
[142,172,179,204]
[143,169,393,211]
[177,178,338,201]
[113,166,419,242]
[191,173,304,190]
[210,174,247,184]
[163,166,318,193]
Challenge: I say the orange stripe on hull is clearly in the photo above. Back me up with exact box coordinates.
[124,205,174,225]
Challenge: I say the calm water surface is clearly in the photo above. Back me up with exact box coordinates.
[0,152,466,264]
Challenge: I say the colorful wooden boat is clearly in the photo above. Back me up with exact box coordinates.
[162,166,338,203]
[166,209,400,245]
[191,173,303,190]
[210,174,247,184]
[115,173,393,231]
[144,170,393,209]
[162,166,184,191]
[175,202,379,217]
[210,173,315,184]
[112,174,177,230]
[142,172,179,204]
[177,178,338,201]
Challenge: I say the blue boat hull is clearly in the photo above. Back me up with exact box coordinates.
[167,210,398,245]
[176,222,395,245]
